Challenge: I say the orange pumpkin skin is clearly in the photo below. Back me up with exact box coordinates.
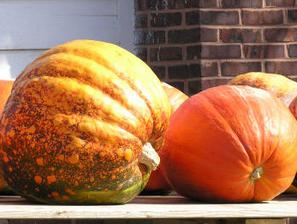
[289,96,297,119]
[0,80,13,193]
[144,83,188,193]
[161,85,297,202]
[0,40,171,204]
[229,72,297,106]
[0,80,13,114]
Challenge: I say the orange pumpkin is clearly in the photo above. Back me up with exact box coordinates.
[0,40,171,204]
[230,73,297,195]
[0,80,13,193]
[229,72,297,106]
[289,96,297,119]
[0,80,13,114]
[144,82,188,194]
[161,85,297,202]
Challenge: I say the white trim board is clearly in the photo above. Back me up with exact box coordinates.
[0,0,135,80]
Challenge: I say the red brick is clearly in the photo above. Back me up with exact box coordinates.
[265,0,297,7]
[200,62,219,76]
[152,66,166,80]
[201,78,231,90]
[200,28,218,42]
[168,63,218,79]
[244,45,285,58]
[200,11,239,25]
[135,15,148,28]
[265,28,297,42]
[221,62,262,76]
[134,31,165,45]
[187,45,241,60]
[220,29,262,43]
[167,81,185,93]
[187,46,201,60]
[188,80,202,95]
[168,28,217,44]
[288,44,297,57]
[150,47,182,61]
[135,0,146,11]
[135,48,147,61]
[186,11,200,25]
[242,10,283,26]
[147,0,167,10]
[168,64,197,79]
[265,61,297,76]
[150,12,182,27]
[167,0,217,9]
[168,28,199,44]
[288,9,297,23]
[221,0,263,8]
[197,0,218,8]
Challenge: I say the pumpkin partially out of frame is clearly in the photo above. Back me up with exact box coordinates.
[0,40,171,204]
[0,80,14,194]
[144,82,188,194]
[161,85,297,202]
[230,72,297,195]
[229,72,297,106]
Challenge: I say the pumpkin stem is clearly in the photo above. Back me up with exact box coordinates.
[140,143,160,171]
[250,167,264,181]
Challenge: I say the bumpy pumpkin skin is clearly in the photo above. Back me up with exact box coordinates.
[161,85,297,202]
[0,80,14,194]
[229,72,297,106]
[144,83,188,193]
[0,40,171,204]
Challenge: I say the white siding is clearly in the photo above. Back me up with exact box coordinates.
[0,50,45,80]
[0,0,134,79]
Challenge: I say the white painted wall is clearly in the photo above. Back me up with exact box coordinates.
[0,0,135,80]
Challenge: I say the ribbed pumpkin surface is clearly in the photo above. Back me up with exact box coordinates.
[144,82,188,193]
[229,72,297,106]
[162,85,297,202]
[0,40,171,204]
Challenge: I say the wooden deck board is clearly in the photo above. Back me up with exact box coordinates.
[0,194,295,219]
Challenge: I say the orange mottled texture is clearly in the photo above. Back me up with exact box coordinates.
[162,85,297,202]
[229,72,297,106]
[145,82,188,192]
[0,40,171,204]
[0,80,13,192]
[0,80,13,114]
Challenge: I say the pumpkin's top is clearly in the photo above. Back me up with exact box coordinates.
[0,40,171,204]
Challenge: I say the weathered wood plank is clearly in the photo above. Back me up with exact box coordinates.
[246,219,288,224]
[0,195,294,219]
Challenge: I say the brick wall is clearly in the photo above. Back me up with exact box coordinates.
[134,0,297,95]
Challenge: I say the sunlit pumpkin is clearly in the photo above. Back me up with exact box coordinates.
[144,82,188,194]
[289,96,297,119]
[0,80,13,115]
[0,80,13,194]
[230,73,297,195]
[161,85,297,202]
[0,40,171,204]
[229,72,297,106]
